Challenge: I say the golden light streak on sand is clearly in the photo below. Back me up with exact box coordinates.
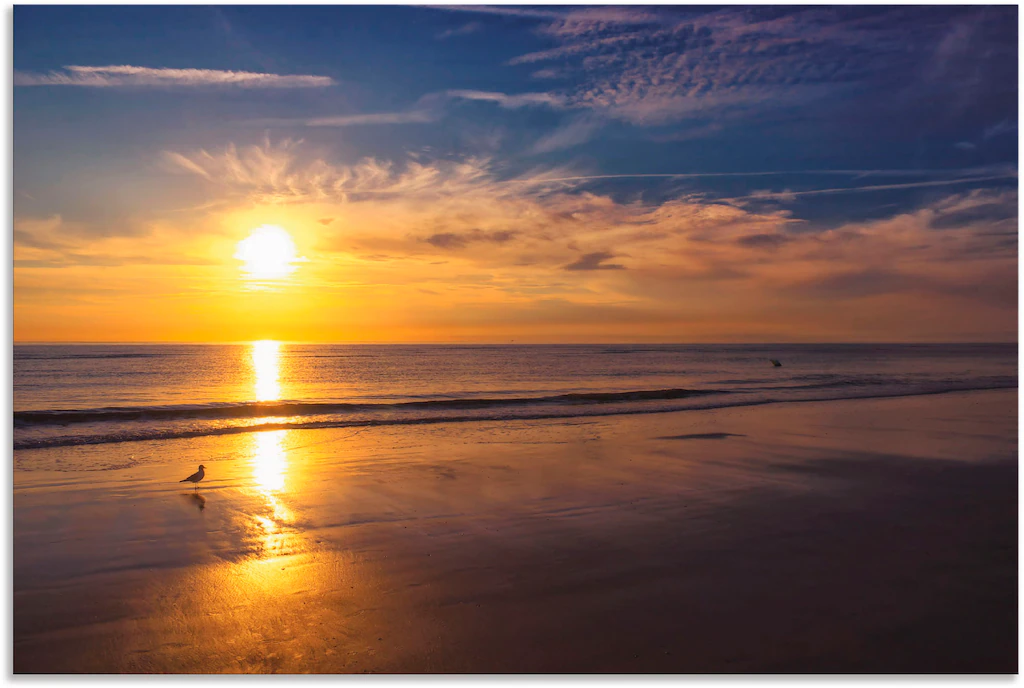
[248,429,297,557]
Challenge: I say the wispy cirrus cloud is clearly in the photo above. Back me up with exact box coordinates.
[170,138,1013,225]
[305,111,436,126]
[433,5,660,27]
[436,21,482,39]
[529,116,605,154]
[445,89,565,109]
[510,9,882,124]
[430,6,564,21]
[984,120,1018,140]
[726,173,1019,203]
[161,138,500,203]
[252,110,438,128]
[499,6,1005,128]
[426,6,923,147]
[14,64,334,88]
[248,89,563,129]
[161,139,1016,276]
[501,166,1018,190]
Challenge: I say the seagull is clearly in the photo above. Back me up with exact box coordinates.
[180,464,206,491]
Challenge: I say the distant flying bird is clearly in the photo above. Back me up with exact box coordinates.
[770,359,782,367]
[180,464,206,490]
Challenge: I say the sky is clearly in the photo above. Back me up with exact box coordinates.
[13,4,1019,343]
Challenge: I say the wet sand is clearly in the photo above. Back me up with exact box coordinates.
[13,389,1017,673]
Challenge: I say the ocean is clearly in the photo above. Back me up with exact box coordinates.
[14,342,1017,462]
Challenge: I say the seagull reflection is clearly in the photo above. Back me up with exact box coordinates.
[181,492,207,512]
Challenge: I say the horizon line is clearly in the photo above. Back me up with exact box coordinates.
[12,340,1018,346]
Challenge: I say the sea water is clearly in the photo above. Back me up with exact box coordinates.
[14,343,1017,461]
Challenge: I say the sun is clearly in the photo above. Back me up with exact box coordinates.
[235,225,301,280]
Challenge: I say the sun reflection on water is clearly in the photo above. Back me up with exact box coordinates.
[245,341,302,558]
[251,340,281,402]
[248,428,297,556]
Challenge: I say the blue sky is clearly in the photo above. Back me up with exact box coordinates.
[12,5,1020,342]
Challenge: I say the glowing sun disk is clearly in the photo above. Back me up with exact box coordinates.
[235,225,300,280]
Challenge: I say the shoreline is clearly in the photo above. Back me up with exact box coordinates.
[14,388,1018,673]
[14,382,1018,453]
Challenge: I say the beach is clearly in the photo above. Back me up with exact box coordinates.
[13,388,1017,673]
[13,0,1020,675]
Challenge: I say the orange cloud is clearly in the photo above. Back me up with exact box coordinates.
[14,141,1017,343]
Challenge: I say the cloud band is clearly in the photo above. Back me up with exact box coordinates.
[14,65,334,88]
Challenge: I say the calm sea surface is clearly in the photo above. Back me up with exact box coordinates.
[13,343,1017,459]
